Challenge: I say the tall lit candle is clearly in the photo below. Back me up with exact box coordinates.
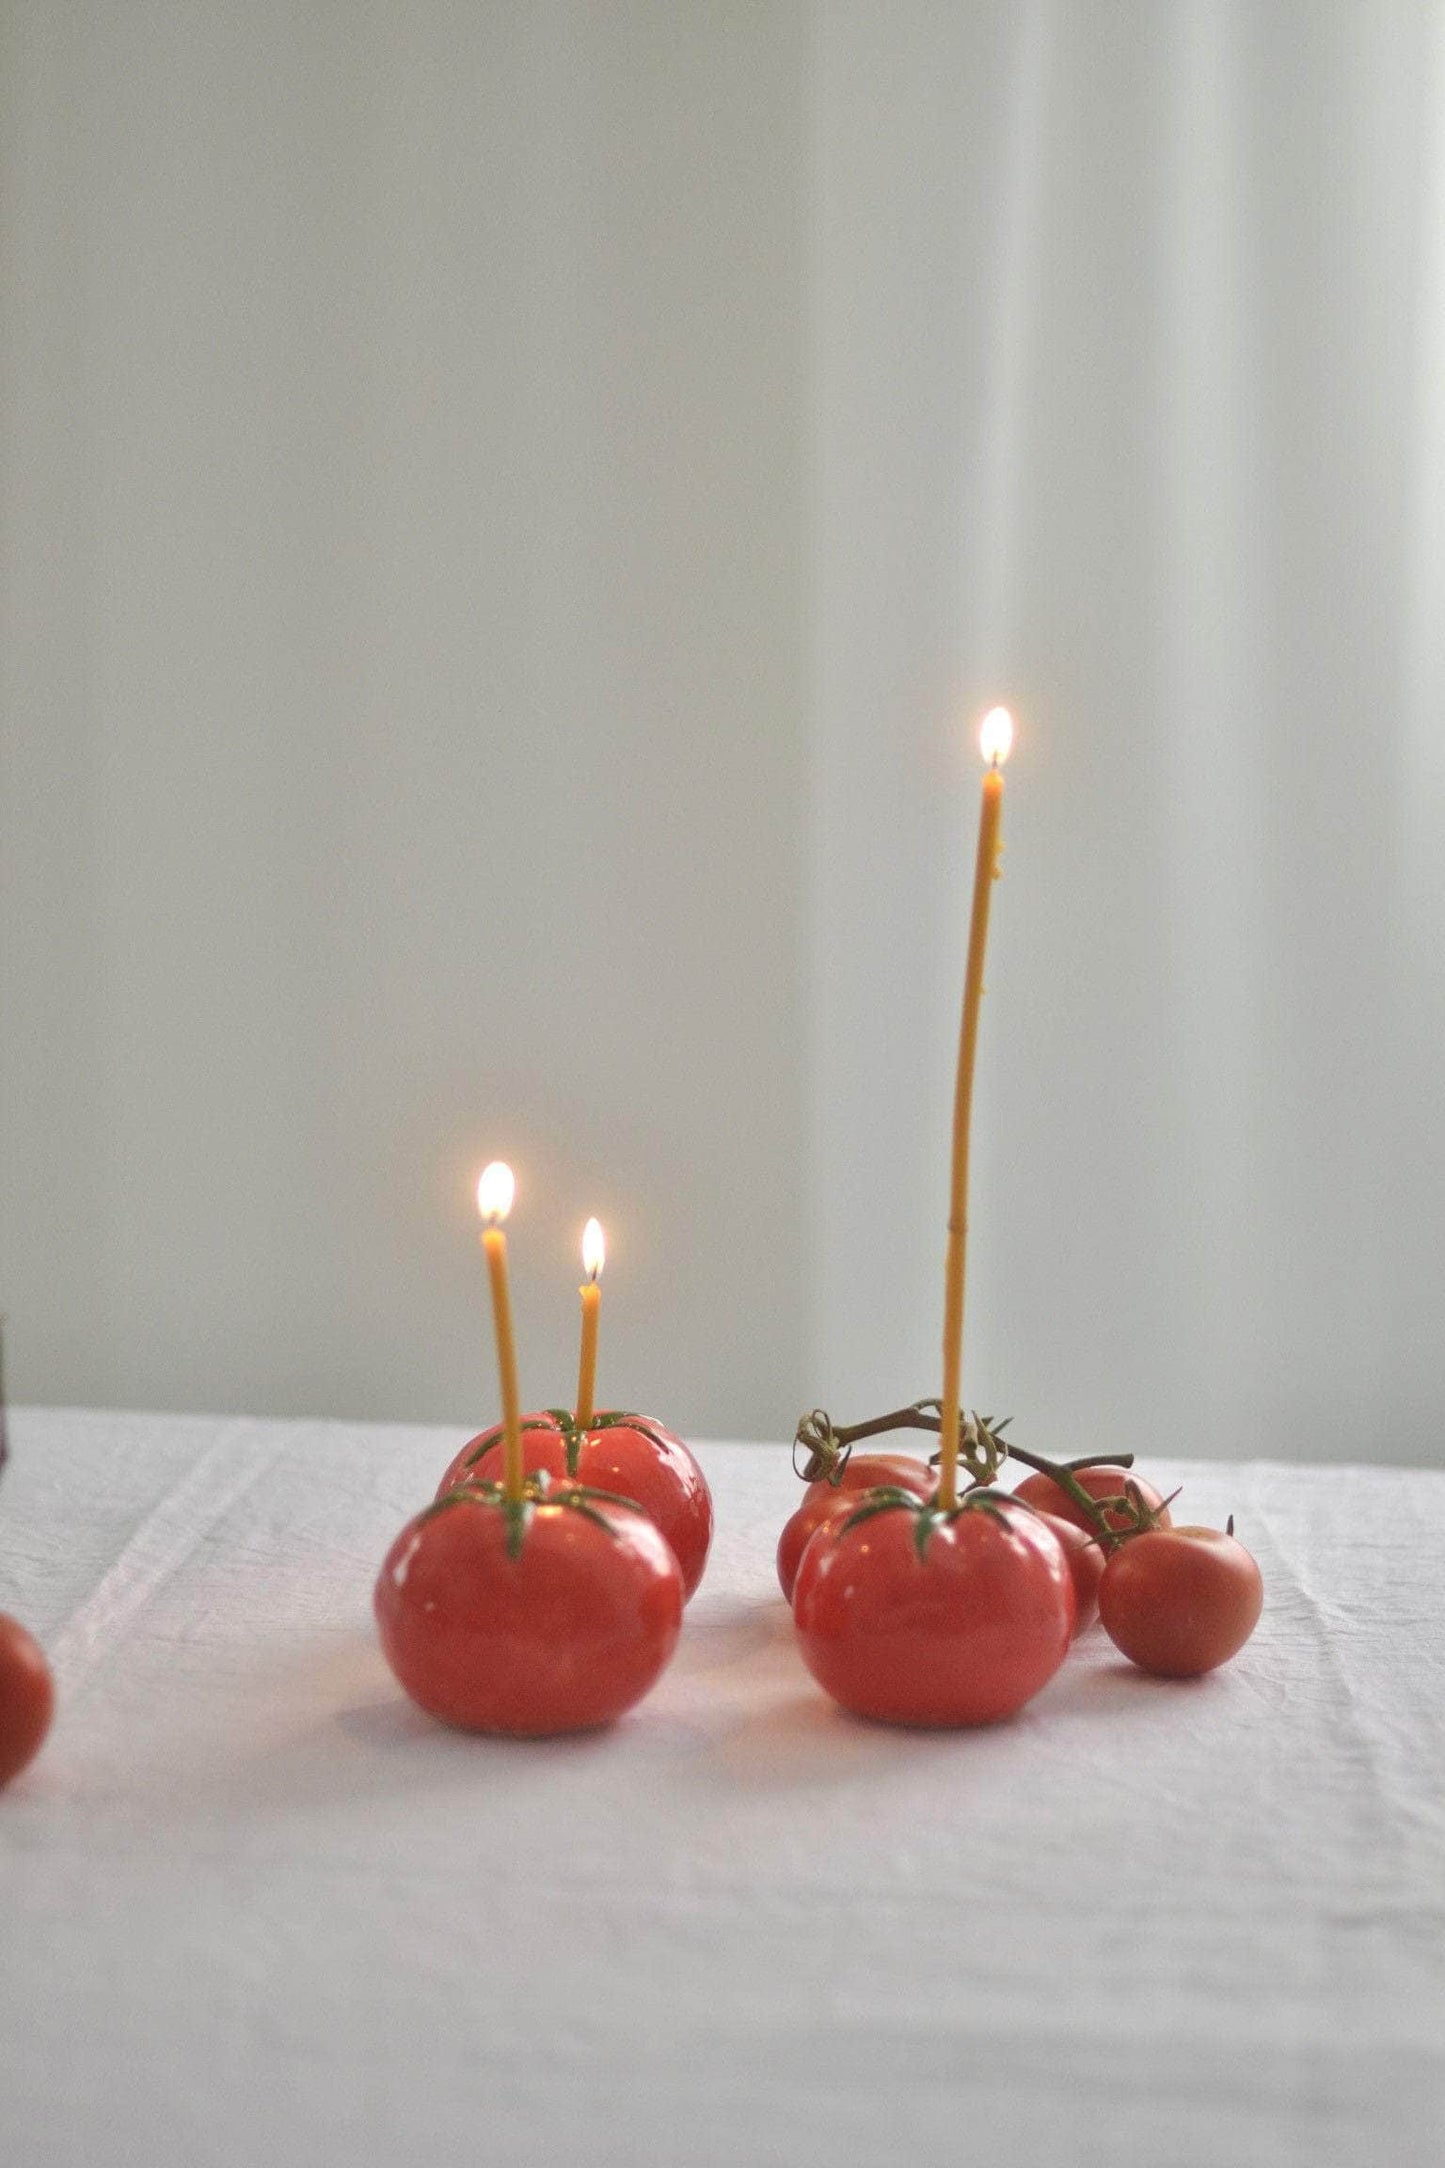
[574,1217,605,1428]
[937,706,1013,1511]
[477,1161,524,1503]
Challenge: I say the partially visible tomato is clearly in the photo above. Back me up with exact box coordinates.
[1099,1525,1263,1678]
[778,1489,854,1604]
[436,1409,565,1502]
[776,1452,934,1601]
[439,1410,713,1601]
[1032,1510,1105,1637]
[792,1496,1075,1727]
[1012,1464,1172,1540]
[0,1613,53,1788]
[376,1484,683,1735]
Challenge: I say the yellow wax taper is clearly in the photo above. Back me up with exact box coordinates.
[574,1217,605,1428]
[477,1161,524,1503]
[937,707,1013,1511]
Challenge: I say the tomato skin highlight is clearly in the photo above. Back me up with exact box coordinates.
[1012,1465,1173,1539]
[438,1411,713,1601]
[0,1613,54,1788]
[777,1453,934,1602]
[375,1490,683,1735]
[1099,1526,1263,1678]
[792,1500,1075,1727]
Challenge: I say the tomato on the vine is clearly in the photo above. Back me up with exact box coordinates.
[1099,1525,1263,1677]
[438,1409,712,1600]
[1012,1464,1172,1539]
[0,1613,53,1788]
[376,1481,683,1735]
[776,1452,934,1602]
[793,1493,1075,1726]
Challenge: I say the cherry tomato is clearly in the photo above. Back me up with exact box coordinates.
[438,1411,713,1601]
[1099,1525,1263,1678]
[1031,1510,1105,1637]
[0,1612,54,1788]
[1012,1464,1173,1540]
[793,1496,1075,1727]
[776,1452,934,1602]
[376,1484,683,1735]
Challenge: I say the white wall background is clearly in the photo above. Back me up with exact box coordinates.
[0,1,809,1439]
[3,2,1443,1463]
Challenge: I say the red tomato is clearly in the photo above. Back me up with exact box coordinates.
[793,1497,1075,1726]
[1012,1464,1173,1540]
[0,1612,54,1788]
[1032,1510,1105,1637]
[439,1410,713,1601]
[376,1485,683,1734]
[776,1453,935,1602]
[1099,1525,1263,1678]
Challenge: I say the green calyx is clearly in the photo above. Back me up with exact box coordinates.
[424,1469,639,1559]
[460,1414,558,1476]
[837,1481,1026,1560]
[546,1407,671,1477]
[461,1407,669,1483]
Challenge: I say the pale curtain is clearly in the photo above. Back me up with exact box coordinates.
[809,1,1445,1465]
[2,3,1442,1459]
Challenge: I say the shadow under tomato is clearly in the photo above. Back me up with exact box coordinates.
[1042,1652,1228,1714]
[694,1685,964,1793]
[333,1691,621,1761]
[42,1624,633,1828]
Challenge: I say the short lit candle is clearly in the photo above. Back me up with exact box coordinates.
[574,1217,605,1428]
[477,1161,524,1503]
[937,706,1013,1511]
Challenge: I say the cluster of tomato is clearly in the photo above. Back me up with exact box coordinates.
[374,1409,713,1735]
[7,1411,1265,1773]
[779,1416,1263,1727]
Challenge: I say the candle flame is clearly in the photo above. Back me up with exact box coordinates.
[979,706,1014,768]
[582,1216,605,1282]
[477,1161,515,1226]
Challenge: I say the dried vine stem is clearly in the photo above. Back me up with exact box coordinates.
[792,1397,1157,1549]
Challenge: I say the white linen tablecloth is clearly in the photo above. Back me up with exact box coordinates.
[1,1408,1441,2168]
